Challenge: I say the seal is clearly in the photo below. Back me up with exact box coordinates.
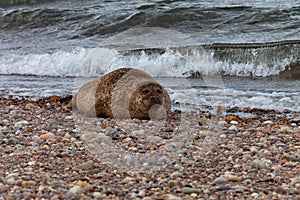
[70,68,171,120]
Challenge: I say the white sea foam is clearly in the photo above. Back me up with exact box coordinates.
[0,46,296,78]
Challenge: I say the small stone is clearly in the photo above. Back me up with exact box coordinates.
[221,130,236,135]
[69,185,82,194]
[168,180,180,188]
[0,184,8,193]
[262,120,273,125]
[75,181,93,191]
[65,115,73,120]
[32,135,41,143]
[106,128,118,136]
[48,119,63,126]
[40,133,56,141]
[225,115,238,122]
[291,177,300,186]
[213,176,227,185]
[232,186,245,191]
[279,126,290,132]
[281,154,299,162]
[81,131,98,142]
[251,159,267,170]
[76,161,95,170]
[93,192,104,198]
[123,137,132,142]
[146,136,163,143]
[121,178,131,184]
[199,118,211,126]
[218,121,228,127]
[230,120,238,125]
[250,146,258,154]
[216,185,233,191]
[28,161,35,166]
[25,103,35,109]
[223,174,241,182]
[228,125,238,132]
[21,181,36,187]
[15,120,29,126]
[162,194,182,200]
[128,147,138,152]
[7,138,20,145]
[181,187,201,194]
[0,110,8,114]
[291,123,297,127]
[251,193,259,198]
[171,171,183,178]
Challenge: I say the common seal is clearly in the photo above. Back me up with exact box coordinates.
[70,68,171,120]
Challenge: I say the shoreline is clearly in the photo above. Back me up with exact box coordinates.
[0,96,299,199]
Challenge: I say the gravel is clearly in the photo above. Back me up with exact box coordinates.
[0,96,299,199]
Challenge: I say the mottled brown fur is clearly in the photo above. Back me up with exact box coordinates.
[71,68,171,119]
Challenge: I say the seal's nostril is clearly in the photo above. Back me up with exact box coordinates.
[151,97,159,104]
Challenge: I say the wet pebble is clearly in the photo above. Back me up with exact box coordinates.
[75,160,95,170]
[162,194,182,200]
[181,187,201,194]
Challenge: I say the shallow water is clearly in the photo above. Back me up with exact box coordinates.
[1,75,299,113]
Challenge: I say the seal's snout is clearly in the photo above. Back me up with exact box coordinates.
[151,97,160,104]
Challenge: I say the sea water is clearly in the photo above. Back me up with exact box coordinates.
[0,0,299,113]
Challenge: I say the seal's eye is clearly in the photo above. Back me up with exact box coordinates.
[142,89,149,94]
[157,89,162,94]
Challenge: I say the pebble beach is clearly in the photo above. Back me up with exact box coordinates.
[0,95,299,199]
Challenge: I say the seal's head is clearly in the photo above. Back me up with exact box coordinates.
[129,82,171,120]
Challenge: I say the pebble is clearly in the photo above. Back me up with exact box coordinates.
[15,120,29,126]
[216,185,233,191]
[291,177,300,186]
[21,180,36,187]
[65,115,73,120]
[171,171,183,178]
[75,181,93,191]
[146,135,163,143]
[291,123,297,127]
[251,159,268,170]
[32,135,41,143]
[40,133,56,141]
[251,193,259,198]
[228,125,238,132]
[81,131,98,142]
[106,128,118,136]
[93,192,104,198]
[223,174,241,182]
[162,194,182,200]
[0,184,8,193]
[218,120,228,127]
[221,130,237,135]
[69,185,82,194]
[230,120,238,125]
[181,187,201,194]
[48,119,63,126]
[75,160,95,170]
[262,120,273,125]
[7,138,20,145]
[213,176,227,185]
[1,96,299,199]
